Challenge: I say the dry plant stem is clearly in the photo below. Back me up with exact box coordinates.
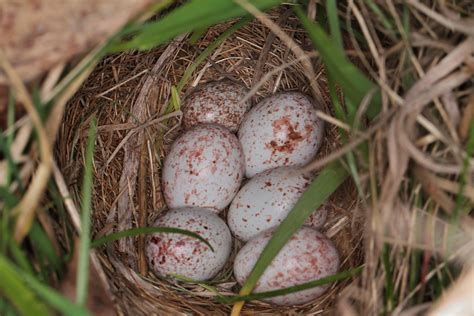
[138,140,148,275]
[40,63,65,100]
[316,110,351,132]
[51,160,114,307]
[406,0,474,36]
[0,124,32,186]
[233,0,326,107]
[303,109,395,172]
[105,110,181,167]
[251,9,292,87]
[380,36,474,218]
[46,59,98,146]
[414,166,455,213]
[0,50,53,243]
[241,52,318,106]
[111,34,187,259]
[459,91,474,141]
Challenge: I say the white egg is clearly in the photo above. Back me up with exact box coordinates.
[182,80,251,132]
[233,227,340,305]
[238,92,324,178]
[162,124,244,212]
[227,167,328,241]
[146,208,232,281]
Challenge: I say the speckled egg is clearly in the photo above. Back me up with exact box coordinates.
[227,167,328,241]
[146,208,232,281]
[182,80,251,132]
[233,227,340,305]
[238,92,324,178]
[162,124,245,211]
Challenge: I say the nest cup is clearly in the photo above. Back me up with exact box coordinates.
[58,9,363,315]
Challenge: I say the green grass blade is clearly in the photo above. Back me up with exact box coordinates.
[76,118,97,306]
[294,6,381,120]
[326,0,343,50]
[29,221,63,276]
[364,0,396,39]
[91,226,213,251]
[8,240,35,276]
[163,17,250,113]
[188,27,209,45]
[170,86,181,111]
[0,188,17,254]
[453,121,474,218]
[112,0,282,51]
[0,299,18,316]
[238,161,349,295]
[176,17,251,93]
[219,266,362,303]
[0,255,52,316]
[20,272,93,316]
[382,245,394,312]
[0,136,24,192]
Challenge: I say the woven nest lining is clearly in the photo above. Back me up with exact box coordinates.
[58,8,363,315]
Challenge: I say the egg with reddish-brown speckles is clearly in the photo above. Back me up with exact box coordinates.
[238,92,324,178]
[146,208,232,281]
[182,80,251,132]
[162,124,244,211]
[227,167,328,241]
[233,227,340,305]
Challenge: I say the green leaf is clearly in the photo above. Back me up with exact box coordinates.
[0,255,52,316]
[91,226,213,252]
[238,161,349,296]
[294,6,381,120]
[112,0,283,51]
[219,266,362,303]
[76,118,97,306]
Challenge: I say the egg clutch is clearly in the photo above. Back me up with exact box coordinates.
[145,80,339,306]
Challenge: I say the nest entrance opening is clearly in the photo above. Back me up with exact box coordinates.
[58,9,363,315]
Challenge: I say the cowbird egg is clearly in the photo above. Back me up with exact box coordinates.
[146,208,232,281]
[238,92,324,177]
[182,80,251,132]
[162,124,244,211]
[233,227,340,305]
[227,167,328,241]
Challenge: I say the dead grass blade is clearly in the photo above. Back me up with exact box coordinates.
[0,50,53,243]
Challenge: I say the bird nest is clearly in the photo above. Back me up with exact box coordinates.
[57,8,363,315]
